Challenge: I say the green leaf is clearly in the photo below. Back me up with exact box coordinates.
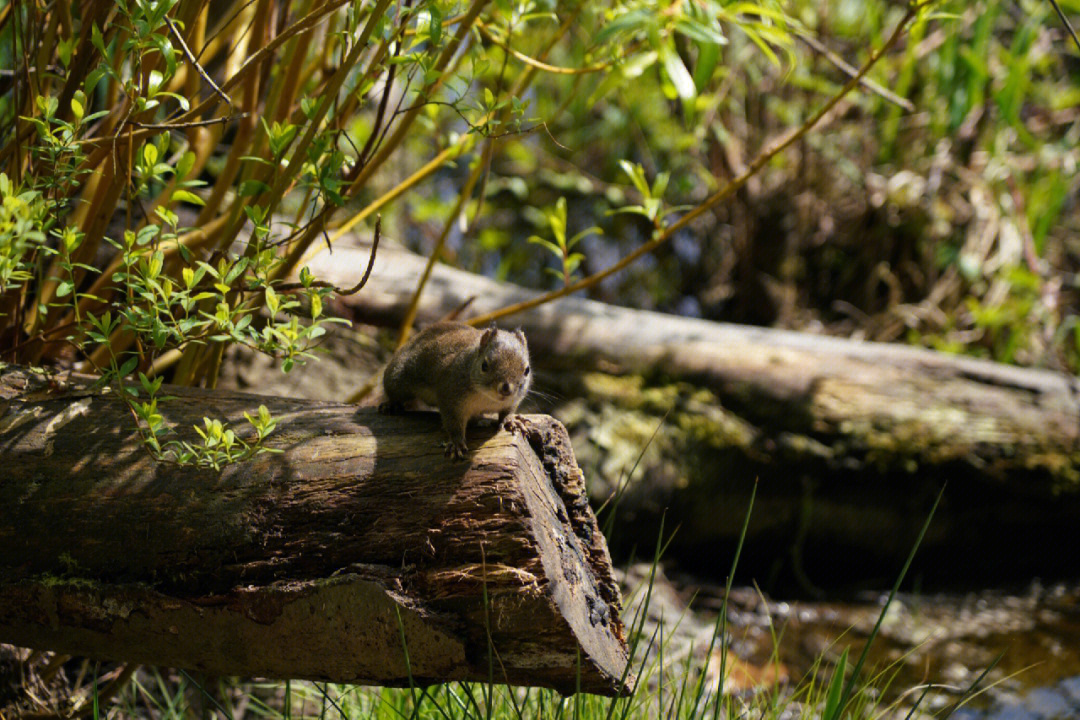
[85,66,110,98]
[429,4,442,45]
[822,648,848,720]
[651,172,669,200]
[528,236,561,256]
[660,41,695,99]
[621,49,658,79]
[176,150,196,179]
[619,160,651,198]
[154,35,177,79]
[594,9,651,45]
[91,23,108,57]
[136,224,160,246]
[147,251,164,279]
[693,40,721,91]
[118,356,139,378]
[171,189,205,206]
[673,18,726,46]
[224,257,248,285]
[240,155,275,167]
[265,286,279,314]
[139,372,163,396]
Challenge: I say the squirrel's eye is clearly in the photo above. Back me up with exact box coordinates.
[524,366,531,376]
[481,361,490,372]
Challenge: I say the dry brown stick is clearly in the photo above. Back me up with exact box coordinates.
[795,31,915,111]
[275,215,382,295]
[164,13,234,108]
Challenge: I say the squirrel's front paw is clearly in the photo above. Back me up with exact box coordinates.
[443,439,469,461]
[378,401,403,414]
[501,414,528,436]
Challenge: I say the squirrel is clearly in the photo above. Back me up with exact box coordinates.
[379,321,532,460]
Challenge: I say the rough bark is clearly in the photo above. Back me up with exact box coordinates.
[0,366,632,696]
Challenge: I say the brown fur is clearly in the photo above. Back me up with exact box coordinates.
[381,322,531,459]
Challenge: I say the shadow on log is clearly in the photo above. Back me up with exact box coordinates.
[0,366,633,696]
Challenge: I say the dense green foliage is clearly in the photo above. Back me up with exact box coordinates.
[416,0,1080,371]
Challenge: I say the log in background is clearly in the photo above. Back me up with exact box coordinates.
[305,240,1080,587]
[0,366,632,696]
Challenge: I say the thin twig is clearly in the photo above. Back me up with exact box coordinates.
[1047,0,1080,54]
[796,31,915,111]
[353,0,412,174]
[164,13,234,108]
[476,20,617,75]
[392,5,581,342]
[345,0,491,195]
[276,215,382,296]
[130,113,247,130]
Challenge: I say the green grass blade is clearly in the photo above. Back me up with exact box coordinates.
[709,478,757,720]
[941,650,1004,718]
[836,483,945,717]
[822,648,849,720]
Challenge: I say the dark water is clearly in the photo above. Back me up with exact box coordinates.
[699,579,1080,717]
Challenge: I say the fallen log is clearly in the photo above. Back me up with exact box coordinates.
[303,241,1080,587]
[308,241,1080,492]
[0,365,632,696]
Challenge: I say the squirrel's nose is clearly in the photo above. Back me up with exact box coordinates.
[498,381,513,397]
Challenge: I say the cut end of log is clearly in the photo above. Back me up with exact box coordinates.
[0,368,634,696]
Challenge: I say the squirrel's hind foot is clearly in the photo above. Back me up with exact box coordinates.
[443,439,469,461]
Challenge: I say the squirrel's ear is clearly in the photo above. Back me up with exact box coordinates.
[514,328,527,346]
[480,327,497,348]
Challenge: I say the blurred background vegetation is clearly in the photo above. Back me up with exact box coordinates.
[2,0,1077,387]
[401,0,1080,373]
